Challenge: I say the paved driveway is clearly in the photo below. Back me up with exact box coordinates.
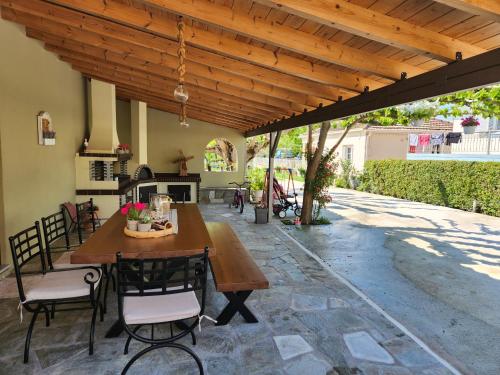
[287,188,500,375]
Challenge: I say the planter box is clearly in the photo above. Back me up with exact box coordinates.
[254,207,268,224]
[462,126,476,134]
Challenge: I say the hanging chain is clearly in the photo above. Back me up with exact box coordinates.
[177,16,187,125]
[177,16,186,86]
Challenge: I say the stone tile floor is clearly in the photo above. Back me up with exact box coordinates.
[0,204,452,374]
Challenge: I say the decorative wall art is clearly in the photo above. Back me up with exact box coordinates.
[37,111,56,146]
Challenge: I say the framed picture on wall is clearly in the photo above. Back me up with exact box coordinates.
[37,111,56,146]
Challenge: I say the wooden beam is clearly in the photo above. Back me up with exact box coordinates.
[72,64,286,121]
[433,0,500,23]
[116,88,256,130]
[37,0,385,91]
[246,48,500,137]
[116,90,254,130]
[2,0,333,108]
[1,7,310,114]
[117,94,249,131]
[41,42,283,120]
[253,0,486,61]
[70,59,267,123]
[77,65,274,124]
[142,0,426,78]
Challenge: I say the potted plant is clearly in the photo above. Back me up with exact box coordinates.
[461,116,480,134]
[248,167,265,202]
[117,143,130,154]
[121,202,146,231]
[138,213,152,232]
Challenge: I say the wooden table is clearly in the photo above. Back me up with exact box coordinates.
[70,203,214,338]
[71,203,214,264]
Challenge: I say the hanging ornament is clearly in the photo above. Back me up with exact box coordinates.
[174,17,189,104]
[179,102,189,128]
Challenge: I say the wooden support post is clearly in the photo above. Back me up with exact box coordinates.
[267,131,281,222]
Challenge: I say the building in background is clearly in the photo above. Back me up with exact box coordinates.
[301,119,453,171]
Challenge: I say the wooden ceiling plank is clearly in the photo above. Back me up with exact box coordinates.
[0,1,327,108]
[40,0,385,90]
[142,0,425,78]
[1,0,346,102]
[432,0,500,23]
[2,9,303,115]
[65,56,269,122]
[116,87,256,129]
[253,0,486,61]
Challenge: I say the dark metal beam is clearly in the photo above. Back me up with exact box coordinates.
[245,48,500,137]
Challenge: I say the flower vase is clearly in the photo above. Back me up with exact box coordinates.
[127,220,138,231]
[138,223,152,232]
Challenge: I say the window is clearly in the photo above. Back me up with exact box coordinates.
[343,145,353,161]
[204,138,238,172]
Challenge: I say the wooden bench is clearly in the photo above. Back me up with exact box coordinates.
[206,222,269,325]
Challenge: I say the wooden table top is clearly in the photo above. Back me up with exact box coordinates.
[71,204,214,264]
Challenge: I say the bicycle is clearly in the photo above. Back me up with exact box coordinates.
[228,181,249,214]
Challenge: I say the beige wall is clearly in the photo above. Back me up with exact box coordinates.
[319,128,367,171]
[116,100,246,187]
[366,131,409,161]
[0,20,86,264]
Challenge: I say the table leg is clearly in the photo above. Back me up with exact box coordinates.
[215,290,258,326]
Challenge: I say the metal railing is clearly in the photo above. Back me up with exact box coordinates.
[451,131,500,155]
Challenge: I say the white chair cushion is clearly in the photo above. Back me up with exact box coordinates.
[25,268,101,302]
[53,263,101,270]
[123,286,201,325]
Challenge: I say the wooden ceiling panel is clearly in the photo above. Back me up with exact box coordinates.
[0,0,497,132]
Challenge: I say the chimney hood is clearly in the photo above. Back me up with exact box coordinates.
[86,79,120,153]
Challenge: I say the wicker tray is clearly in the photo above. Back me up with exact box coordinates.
[123,225,175,239]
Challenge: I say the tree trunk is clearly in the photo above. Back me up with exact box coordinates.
[300,121,355,224]
[301,121,331,224]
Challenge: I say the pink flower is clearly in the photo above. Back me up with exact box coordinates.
[125,202,133,208]
[120,207,129,215]
[134,202,146,211]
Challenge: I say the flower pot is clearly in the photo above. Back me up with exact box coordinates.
[253,190,264,202]
[462,125,476,134]
[127,220,138,231]
[138,223,152,232]
[254,207,268,224]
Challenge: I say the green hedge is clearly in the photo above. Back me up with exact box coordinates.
[359,160,500,216]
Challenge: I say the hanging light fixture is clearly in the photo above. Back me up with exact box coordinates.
[174,16,189,128]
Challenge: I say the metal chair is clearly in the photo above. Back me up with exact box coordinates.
[41,210,114,315]
[75,198,100,244]
[9,222,103,363]
[61,198,100,245]
[116,248,209,375]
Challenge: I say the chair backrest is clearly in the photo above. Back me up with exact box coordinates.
[76,198,96,242]
[116,248,209,314]
[61,202,77,224]
[9,222,46,301]
[41,209,70,270]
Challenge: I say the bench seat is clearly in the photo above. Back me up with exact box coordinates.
[206,222,269,325]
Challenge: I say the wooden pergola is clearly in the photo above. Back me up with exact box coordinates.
[2,0,498,134]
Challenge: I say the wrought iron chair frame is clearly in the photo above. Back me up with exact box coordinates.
[42,207,115,315]
[9,222,104,363]
[116,248,209,375]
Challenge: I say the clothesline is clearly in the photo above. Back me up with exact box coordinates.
[408,132,462,154]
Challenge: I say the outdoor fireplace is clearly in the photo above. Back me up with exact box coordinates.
[133,164,155,180]
[168,185,191,202]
